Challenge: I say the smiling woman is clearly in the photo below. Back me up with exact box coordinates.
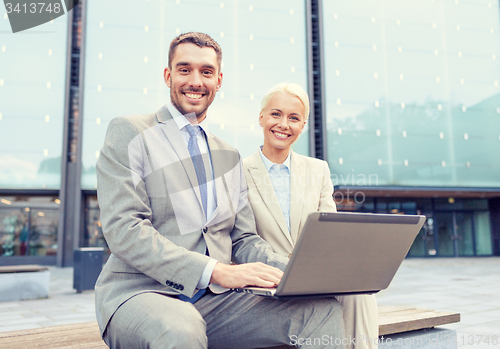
[259,83,308,164]
[243,82,379,349]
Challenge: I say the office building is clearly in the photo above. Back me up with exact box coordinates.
[1,0,499,266]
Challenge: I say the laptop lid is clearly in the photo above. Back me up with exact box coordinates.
[271,212,426,297]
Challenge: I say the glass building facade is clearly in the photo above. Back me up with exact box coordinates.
[324,0,500,187]
[81,0,309,188]
[0,14,67,188]
[323,0,500,258]
[1,0,499,265]
[0,195,60,259]
[0,10,67,262]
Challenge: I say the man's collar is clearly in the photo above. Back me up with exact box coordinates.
[166,101,210,136]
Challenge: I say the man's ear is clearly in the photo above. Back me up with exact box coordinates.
[164,68,171,88]
[216,72,223,92]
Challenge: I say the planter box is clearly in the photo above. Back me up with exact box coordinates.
[0,265,50,302]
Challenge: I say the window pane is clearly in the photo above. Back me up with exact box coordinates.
[0,17,67,188]
[323,0,500,187]
[407,227,426,257]
[434,198,489,210]
[435,212,455,256]
[81,0,309,188]
[0,196,59,257]
[456,212,474,256]
[474,211,493,255]
[84,194,109,254]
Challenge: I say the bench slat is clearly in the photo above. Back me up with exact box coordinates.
[378,306,460,336]
[0,265,49,274]
[0,322,107,349]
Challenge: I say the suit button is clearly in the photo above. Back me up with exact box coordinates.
[166,280,172,286]
[203,227,208,234]
[179,285,184,291]
[174,284,179,289]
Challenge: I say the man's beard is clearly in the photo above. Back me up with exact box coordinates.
[171,90,210,121]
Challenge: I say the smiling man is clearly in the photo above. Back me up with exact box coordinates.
[164,41,221,121]
[94,32,346,349]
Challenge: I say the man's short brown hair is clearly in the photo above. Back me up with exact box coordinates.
[168,32,222,70]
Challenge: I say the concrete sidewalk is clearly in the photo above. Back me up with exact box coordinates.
[0,257,499,348]
[0,266,95,333]
[377,257,500,348]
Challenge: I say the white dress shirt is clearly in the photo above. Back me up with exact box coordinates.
[258,146,291,233]
[167,102,217,290]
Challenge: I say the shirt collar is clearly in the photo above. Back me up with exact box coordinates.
[167,101,210,136]
[258,146,291,173]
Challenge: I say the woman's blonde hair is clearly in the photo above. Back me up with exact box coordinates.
[260,83,310,121]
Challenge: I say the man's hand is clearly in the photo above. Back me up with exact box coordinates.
[210,262,283,289]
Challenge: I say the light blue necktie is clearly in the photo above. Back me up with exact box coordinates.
[178,124,208,304]
[185,125,208,217]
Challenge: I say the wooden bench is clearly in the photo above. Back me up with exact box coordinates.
[0,323,104,349]
[0,265,50,302]
[0,306,460,348]
[378,306,460,336]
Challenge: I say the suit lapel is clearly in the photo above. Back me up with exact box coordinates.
[156,106,204,213]
[290,150,305,244]
[206,134,221,224]
[247,150,293,246]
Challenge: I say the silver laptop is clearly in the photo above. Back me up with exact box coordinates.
[234,211,426,299]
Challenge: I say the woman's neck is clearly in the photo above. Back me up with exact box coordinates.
[262,143,290,164]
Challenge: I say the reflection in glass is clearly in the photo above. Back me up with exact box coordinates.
[408,227,426,257]
[84,195,109,256]
[0,15,67,188]
[81,0,309,188]
[455,212,474,256]
[0,196,59,257]
[424,216,437,257]
[474,211,493,255]
[435,212,454,257]
[408,215,436,257]
[323,0,500,187]
[338,197,492,257]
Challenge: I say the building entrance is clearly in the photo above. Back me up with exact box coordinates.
[434,211,475,257]
[336,196,494,258]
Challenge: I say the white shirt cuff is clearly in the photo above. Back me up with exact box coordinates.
[196,258,218,289]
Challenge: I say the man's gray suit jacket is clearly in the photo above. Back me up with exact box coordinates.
[95,106,288,336]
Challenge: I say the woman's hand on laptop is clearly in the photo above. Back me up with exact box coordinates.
[210,262,283,289]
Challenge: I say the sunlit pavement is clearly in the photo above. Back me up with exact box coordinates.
[377,257,500,348]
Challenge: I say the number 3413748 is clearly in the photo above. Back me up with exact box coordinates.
[5,3,62,14]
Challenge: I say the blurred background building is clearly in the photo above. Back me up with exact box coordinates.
[1,0,499,266]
